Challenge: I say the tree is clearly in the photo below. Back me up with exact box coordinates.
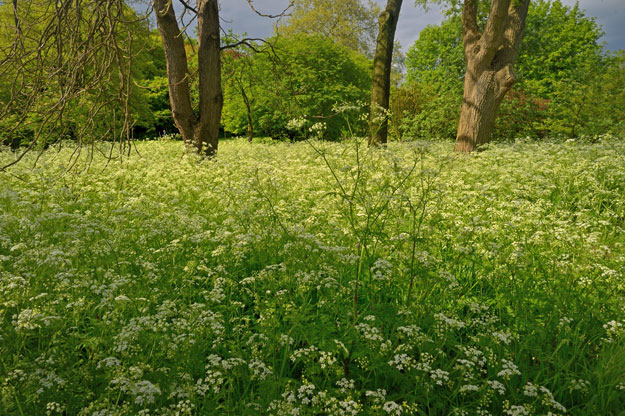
[280,0,380,57]
[454,0,530,152]
[540,52,625,138]
[369,0,403,146]
[516,1,604,98]
[404,0,617,142]
[222,41,260,143]
[222,34,371,141]
[153,1,292,156]
[0,0,291,161]
[135,31,178,139]
[0,0,152,160]
[153,0,221,157]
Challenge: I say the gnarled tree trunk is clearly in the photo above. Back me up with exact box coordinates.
[154,0,222,157]
[369,0,402,147]
[454,0,530,153]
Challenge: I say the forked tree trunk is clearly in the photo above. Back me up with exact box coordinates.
[154,0,222,157]
[454,0,530,152]
[369,0,402,147]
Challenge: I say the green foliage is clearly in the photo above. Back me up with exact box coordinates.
[220,34,260,138]
[133,32,177,138]
[405,15,464,87]
[402,0,623,141]
[517,1,604,98]
[281,0,381,57]
[222,35,372,141]
[0,1,155,147]
[1,138,624,414]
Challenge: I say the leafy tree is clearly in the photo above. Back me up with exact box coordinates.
[153,1,292,156]
[135,31,177,139]
[222,34,371,141]
[221,37,263,142]
[400,16,464,140]
[281,0,380,57]
[403,0,619,142]
[517,0,604,98]
[452,0,531,152]
[405,15,464,87]
[540,52,625,137]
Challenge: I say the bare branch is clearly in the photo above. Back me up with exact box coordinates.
[1,0,151,170]
[221,37,269,53]
[246,0,294,19]
[178,0,197,14]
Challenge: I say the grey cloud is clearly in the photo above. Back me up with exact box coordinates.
[215,0,623,52]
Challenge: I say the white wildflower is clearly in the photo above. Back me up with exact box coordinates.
[488,380,506,395]
[430,368,450,386]
[388,353,415,371]
[248,359,272,380]
[497,359,521,379]
[383,401,403,415]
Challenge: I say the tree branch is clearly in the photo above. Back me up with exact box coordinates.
[246,0,294,19]
[462,0,480,49]
[479,0,511,63]
[178,0,197,14]
[221,37,268,53]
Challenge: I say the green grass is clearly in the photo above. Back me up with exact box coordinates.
[1,138,624,415]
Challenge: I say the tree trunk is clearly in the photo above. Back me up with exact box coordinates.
[241,86,254,143]
[154,0,222,157]
[454,0,530,152]
[369,0,402,147]
[196,0,222,156]
[455,70,509,152]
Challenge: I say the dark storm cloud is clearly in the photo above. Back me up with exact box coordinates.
[565,0,625,51]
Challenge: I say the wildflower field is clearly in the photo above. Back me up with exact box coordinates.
[1,138,624,415]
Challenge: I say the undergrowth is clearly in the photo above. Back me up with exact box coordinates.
[0,137,624,415]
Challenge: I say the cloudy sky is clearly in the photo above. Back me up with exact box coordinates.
[216,0,625,53]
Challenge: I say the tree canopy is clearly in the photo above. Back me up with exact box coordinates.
[280,0,381,57]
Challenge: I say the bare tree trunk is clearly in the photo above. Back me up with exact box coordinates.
[196,0,222,156]
[369,0,402,147]
[241,88,254,143]
[454,0,530,152]
[154,0,222,157]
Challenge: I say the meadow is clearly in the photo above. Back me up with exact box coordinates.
[1,137,624,415]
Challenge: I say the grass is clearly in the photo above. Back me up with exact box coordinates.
[0,137,624,415]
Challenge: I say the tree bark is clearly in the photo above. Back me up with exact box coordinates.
[154,0,222,157]
[241,86,254,143]
[454,0,530,152]
[369,0,402,147]
[196,0,222,156]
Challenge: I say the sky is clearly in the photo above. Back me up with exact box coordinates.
[215,0,625,53]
